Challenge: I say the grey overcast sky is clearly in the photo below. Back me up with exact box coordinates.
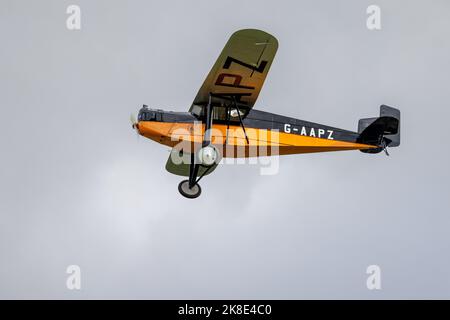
[1,0,450,299]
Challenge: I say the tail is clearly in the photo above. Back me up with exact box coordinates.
[357,105,400,155]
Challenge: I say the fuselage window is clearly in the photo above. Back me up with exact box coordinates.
[139,111,159,121]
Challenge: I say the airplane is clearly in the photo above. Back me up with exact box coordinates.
[130,29,400,199]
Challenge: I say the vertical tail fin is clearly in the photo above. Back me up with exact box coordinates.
[357,105,400,154]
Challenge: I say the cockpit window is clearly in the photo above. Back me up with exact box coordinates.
[140,111,157,121]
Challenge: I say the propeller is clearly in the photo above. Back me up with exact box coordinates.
[130,113,140,141]
[130,113,138,131]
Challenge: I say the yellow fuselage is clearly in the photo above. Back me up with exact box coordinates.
[137,121,376,158]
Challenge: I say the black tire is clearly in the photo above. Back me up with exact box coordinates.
[178,180,202,199]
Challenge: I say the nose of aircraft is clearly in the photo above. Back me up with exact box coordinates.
[130,114,140,134]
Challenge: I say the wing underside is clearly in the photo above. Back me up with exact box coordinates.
[167,29,277,177]
[165,149,218,177]
[189,29,278,121]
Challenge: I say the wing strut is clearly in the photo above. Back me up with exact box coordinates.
[225,105,230,144]
[203,94,213,147]
[189,93,215,188]
[232,96,249,144]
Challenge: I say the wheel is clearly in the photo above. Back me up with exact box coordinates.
[178,180,202,199]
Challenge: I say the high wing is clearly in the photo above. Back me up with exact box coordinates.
[189,29,278,120]
[166,29,277,178]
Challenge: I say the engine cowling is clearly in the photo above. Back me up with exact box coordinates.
[199,145,218,166]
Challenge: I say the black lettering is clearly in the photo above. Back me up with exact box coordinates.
[223,56,268,73]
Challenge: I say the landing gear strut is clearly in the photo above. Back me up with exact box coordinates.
[178,94,215,199]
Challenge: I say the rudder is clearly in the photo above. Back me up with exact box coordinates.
[357,105,400,154]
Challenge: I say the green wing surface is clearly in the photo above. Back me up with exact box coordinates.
[165,149,218,177]
[189,29,278,119]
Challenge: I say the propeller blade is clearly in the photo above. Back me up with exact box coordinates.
[130,113,140,143]
[130,114,137,126]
